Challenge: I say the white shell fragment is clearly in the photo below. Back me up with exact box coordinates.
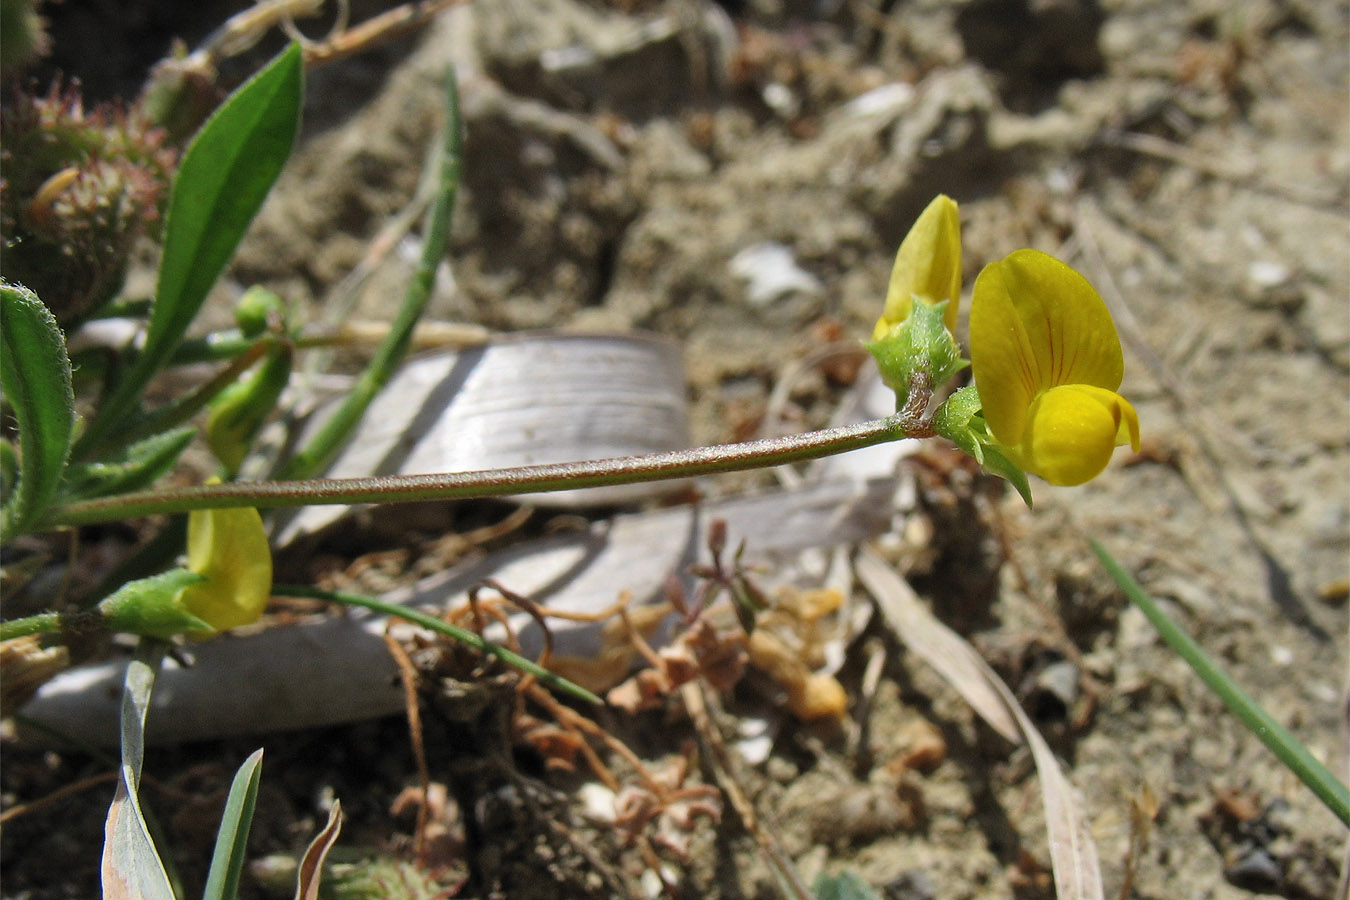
[20,472,912,746]
[270,331,691,545]
[20,360,922,747]
[729,242,825,308]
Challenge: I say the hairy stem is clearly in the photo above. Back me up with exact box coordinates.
[38,412,923,529]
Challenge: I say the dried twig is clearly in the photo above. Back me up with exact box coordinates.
[380,630,432,862]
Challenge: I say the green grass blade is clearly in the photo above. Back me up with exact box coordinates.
[0,282,75,536]
[76,42,303,458]
[1091,540,1350,826]
[273,584,603,705]
[201,748,264,900]
[275,65,461,480]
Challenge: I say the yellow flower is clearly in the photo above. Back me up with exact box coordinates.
[969,249,1141,486]
[872,194,962,340]
[177,504,272,633]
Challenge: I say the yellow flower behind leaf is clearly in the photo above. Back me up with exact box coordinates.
[970,249,1141,486]
[177,504,272,633]
[872,194,962,340]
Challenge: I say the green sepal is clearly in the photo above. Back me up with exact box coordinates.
[932,384,1033,507]
[932,384,983,455]
[58,427,196,501]
[976,443,1033,507]
[97,568,214,640]
[866,298,967,407]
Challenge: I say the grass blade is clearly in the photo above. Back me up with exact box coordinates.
[0,282,75,537]
[295,801,343,900]
[1092,540,1350,826]
[77,43,304,458]
[273,584,602,705]
[275,64,461,480]
[201,748,264,900]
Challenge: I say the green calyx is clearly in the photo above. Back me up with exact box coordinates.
[866,298,967,407]
[932,384,1033,506]
[97,568,214,640]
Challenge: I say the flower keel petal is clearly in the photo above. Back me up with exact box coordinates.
[1020,384,1132,486]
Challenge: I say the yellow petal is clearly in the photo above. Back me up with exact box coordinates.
[987,249,1124,393]
[179,505,272,633]
[1017,384,1135,486]
[970,258,1041,447]
[874,194,962,338]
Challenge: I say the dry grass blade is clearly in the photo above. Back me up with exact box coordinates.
[854,549,1018,744]
[295,800,343,900]
[855,549,1105,900]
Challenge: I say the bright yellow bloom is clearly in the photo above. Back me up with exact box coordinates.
[177,504,272,633]
[970,249,1141,486]
[872,194,962,340]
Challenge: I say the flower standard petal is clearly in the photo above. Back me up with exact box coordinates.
[970,257,1040,448]
[873,194,962,338]
[992,249,1124,392]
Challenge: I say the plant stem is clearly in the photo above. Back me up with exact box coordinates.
[38,413,919,529]
[0,612,62,641]
[0,609,107,641]
[1092,540,1350,827]
[272,584,602,704]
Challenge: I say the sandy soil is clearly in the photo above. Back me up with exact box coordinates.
[3,1,1347,898]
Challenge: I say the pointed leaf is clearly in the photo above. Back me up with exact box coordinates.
[60,427,196,501]
[202,748,265,900]
[0,282,75,536]
[77,43,303,457]
[102,651,176,900]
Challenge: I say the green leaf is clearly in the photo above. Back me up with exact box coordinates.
[1092,541,1350,827]
[202,748,264,900]
[102,649,177,900]
[0,439,17,499]
[812,870,884,900]
[75,42,304,458]
[0,282,75,537]
[60,428,196,501]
